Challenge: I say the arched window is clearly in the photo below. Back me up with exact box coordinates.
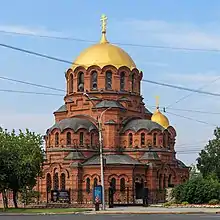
[67,132,71,145]
[141,133,145,146]
[86,178,90,193]
[131,73,135,92]
[78,72,84,92]
[91,71,98,90]
[60,173,66,190]
[110,178,116,192]
[46,173,52,192]
[159,174,163,190]
[69,73,73,93]
[163,174,166,188]
[163,133,166,147]
[55,132,59,146]
[90,133,94,147]
[120,178,126,192]
[129,133,133,147]
[168,174,172,186]
[105,70,112,90]
[153,133,157,146]
[94,177,98,187]
[80,132,84,145]
[53,173,59,190]
[120,72,125,91]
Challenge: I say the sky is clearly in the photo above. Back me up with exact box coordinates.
[0,0,220,165]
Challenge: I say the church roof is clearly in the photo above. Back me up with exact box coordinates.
[177,159,188,168]
[95,100,126,110]
[144,107,152,115]
[48,118,97,133]
[54,104,67,113]
[121,119,165,133]
[140,151,160,160]
[64,151,85,160]
[82,154,142,166]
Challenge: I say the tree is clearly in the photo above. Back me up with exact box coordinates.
[197,127,220,180]
[0,127,44,208]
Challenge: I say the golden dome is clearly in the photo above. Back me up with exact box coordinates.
[71,15,136,70]
[151,108,169,129]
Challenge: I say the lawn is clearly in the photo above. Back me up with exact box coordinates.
[0,208,91,213]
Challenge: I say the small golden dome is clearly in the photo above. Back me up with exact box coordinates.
[71,15,136,70]
[151,108,169,129]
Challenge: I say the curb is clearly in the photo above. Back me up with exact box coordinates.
[0,211,84,216]
[90,211,220,215]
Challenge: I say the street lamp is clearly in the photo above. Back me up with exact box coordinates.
[83,92,111,210]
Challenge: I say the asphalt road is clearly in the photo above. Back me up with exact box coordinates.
[0,214,220,220]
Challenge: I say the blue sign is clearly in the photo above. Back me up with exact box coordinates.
[93,185,102,204]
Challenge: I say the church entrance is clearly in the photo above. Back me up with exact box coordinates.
[135,181,144,199]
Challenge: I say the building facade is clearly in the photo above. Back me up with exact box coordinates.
[37,15,189,206]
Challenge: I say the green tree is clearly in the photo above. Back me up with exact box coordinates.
[197,127,220,180]
[0,127,44,208]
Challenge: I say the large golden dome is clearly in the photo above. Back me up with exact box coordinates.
[151,108,169,129]
[71,15,136,70]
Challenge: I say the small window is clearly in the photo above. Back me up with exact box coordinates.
[94,177,98,187]
[105,70,112,90]
[80,132,84,145]
[129,133,133,147]
[60,173,66,190]
[159,174,163,190]
[131,73,135,92]
[120,72,125,91]
[141,133,145,146]
[54,173,59,190]
[153,133,157,146]
[55,132,59,146]
[67,132,71,145]
[91,133,94,146]
[46,173,52,192]
[120,178,126,192]
[91,71,98,90]
[168,174,172,186]
[69,73,73,93]
[78,72,84,92]
[110,178,116,192]
[86,178,90,193]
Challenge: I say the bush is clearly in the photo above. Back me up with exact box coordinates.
[172,175,220,204]
[163,201,173,207]
[181,201,189,205]
[208,199,219,205]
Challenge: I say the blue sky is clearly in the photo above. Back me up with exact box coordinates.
[1,0,220,165]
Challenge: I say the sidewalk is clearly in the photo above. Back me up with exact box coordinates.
[88,206,220,215]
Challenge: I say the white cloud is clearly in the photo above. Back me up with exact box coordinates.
[122,19,220,49]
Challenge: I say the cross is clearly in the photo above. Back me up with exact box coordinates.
[155,96,160,109]
[100,14,107,33]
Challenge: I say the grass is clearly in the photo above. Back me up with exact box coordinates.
[0,208,91,213]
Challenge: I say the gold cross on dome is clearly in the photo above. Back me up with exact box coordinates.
[155,96,160,109]
[100,14,107,33]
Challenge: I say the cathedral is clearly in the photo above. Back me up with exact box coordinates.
[37,15,189,206]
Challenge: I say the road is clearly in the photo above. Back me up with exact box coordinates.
[0,214,220,220]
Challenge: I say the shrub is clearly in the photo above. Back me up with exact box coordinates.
[163,201,173,207]
[172,176,220,204]
[181,201,189,205]
[208,199,219,205]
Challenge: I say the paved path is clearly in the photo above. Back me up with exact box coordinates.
[0,214,220,220]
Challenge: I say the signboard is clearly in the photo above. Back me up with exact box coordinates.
[93,185,102,204]
[51,190,70,203]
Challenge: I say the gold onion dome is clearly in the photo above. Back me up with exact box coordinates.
[71,14,136,70]
[151,96,169,129]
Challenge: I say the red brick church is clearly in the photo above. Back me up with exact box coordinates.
[37,15,189,206]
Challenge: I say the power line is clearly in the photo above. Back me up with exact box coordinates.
[166,76,220,108]
[142,78,220,97]
[0,76,65,92]
[3,29,220,53]
[0,89,63,96]
[2,42,220,99]
[166,111,218,127]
